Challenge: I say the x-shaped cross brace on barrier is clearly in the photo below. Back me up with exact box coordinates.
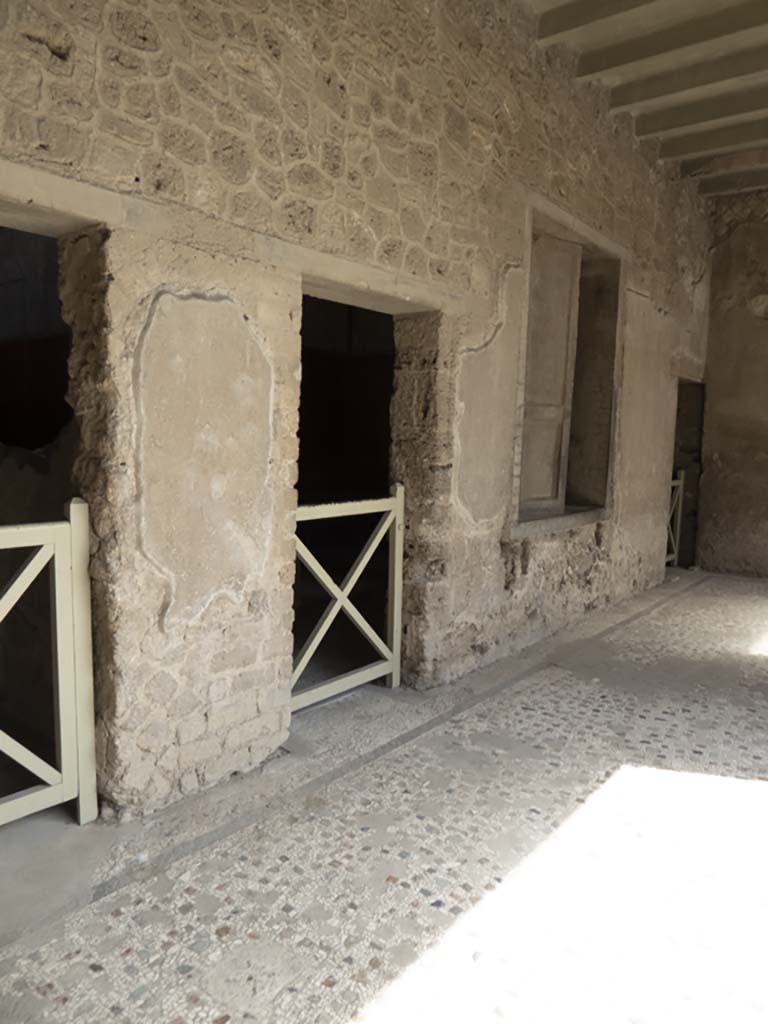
[0,544,63,788]
[291,511,394,687]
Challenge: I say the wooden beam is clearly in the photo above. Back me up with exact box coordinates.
[636,84,768,138]
[538,0,654,43]
[578,1,768,79]
[698,166,768,196]
[682,147,768,180]
[611,45,768,111]
[659,116,768,161]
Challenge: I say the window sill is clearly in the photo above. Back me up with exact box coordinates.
[509,506,607,540]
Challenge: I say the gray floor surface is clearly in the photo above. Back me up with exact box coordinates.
[2,570,768,1023]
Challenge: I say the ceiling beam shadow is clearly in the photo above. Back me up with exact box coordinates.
[698,166,768,196]
[537,0,655,44]
[578,1,768,79]
[682,147,768,180]
[636,84,768,139]
[660,117,768,161]
[611,45,768,112]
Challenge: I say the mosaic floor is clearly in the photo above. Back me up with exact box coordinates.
[2,572,768,1023]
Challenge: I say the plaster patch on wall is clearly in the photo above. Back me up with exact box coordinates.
[454,264,523,525]
[136,290,272,623]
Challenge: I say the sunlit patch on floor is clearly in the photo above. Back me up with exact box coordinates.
[355,766,768,1024]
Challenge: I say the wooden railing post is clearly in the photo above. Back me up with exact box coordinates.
[386,483,405,689]
[67,498,98,824]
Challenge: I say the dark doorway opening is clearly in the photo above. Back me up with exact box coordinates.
[293,295,395,701]
[0,226,77,528]
[0,225,76,797]
[0,227,73,455]
[672,380,705,569]
[298,296,394,505]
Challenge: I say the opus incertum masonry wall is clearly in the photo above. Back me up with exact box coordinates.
[0,0,711,812]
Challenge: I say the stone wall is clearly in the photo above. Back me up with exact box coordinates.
[0,1,713,811]
[0,1,708,306]
[59,227,299,809]
[699,193,768,576]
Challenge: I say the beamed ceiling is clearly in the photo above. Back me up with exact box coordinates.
[532,0,768,196]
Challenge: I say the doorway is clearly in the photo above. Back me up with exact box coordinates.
[298,296,394,505]
[671,380,705,569]
[292,295,402,708]
[0,225,78,802]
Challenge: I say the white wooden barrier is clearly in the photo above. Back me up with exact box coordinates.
[292,484,404,711]
[666,472,685,567]
[0,499,97,827]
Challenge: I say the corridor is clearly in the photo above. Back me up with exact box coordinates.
[2,571,768,1023]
